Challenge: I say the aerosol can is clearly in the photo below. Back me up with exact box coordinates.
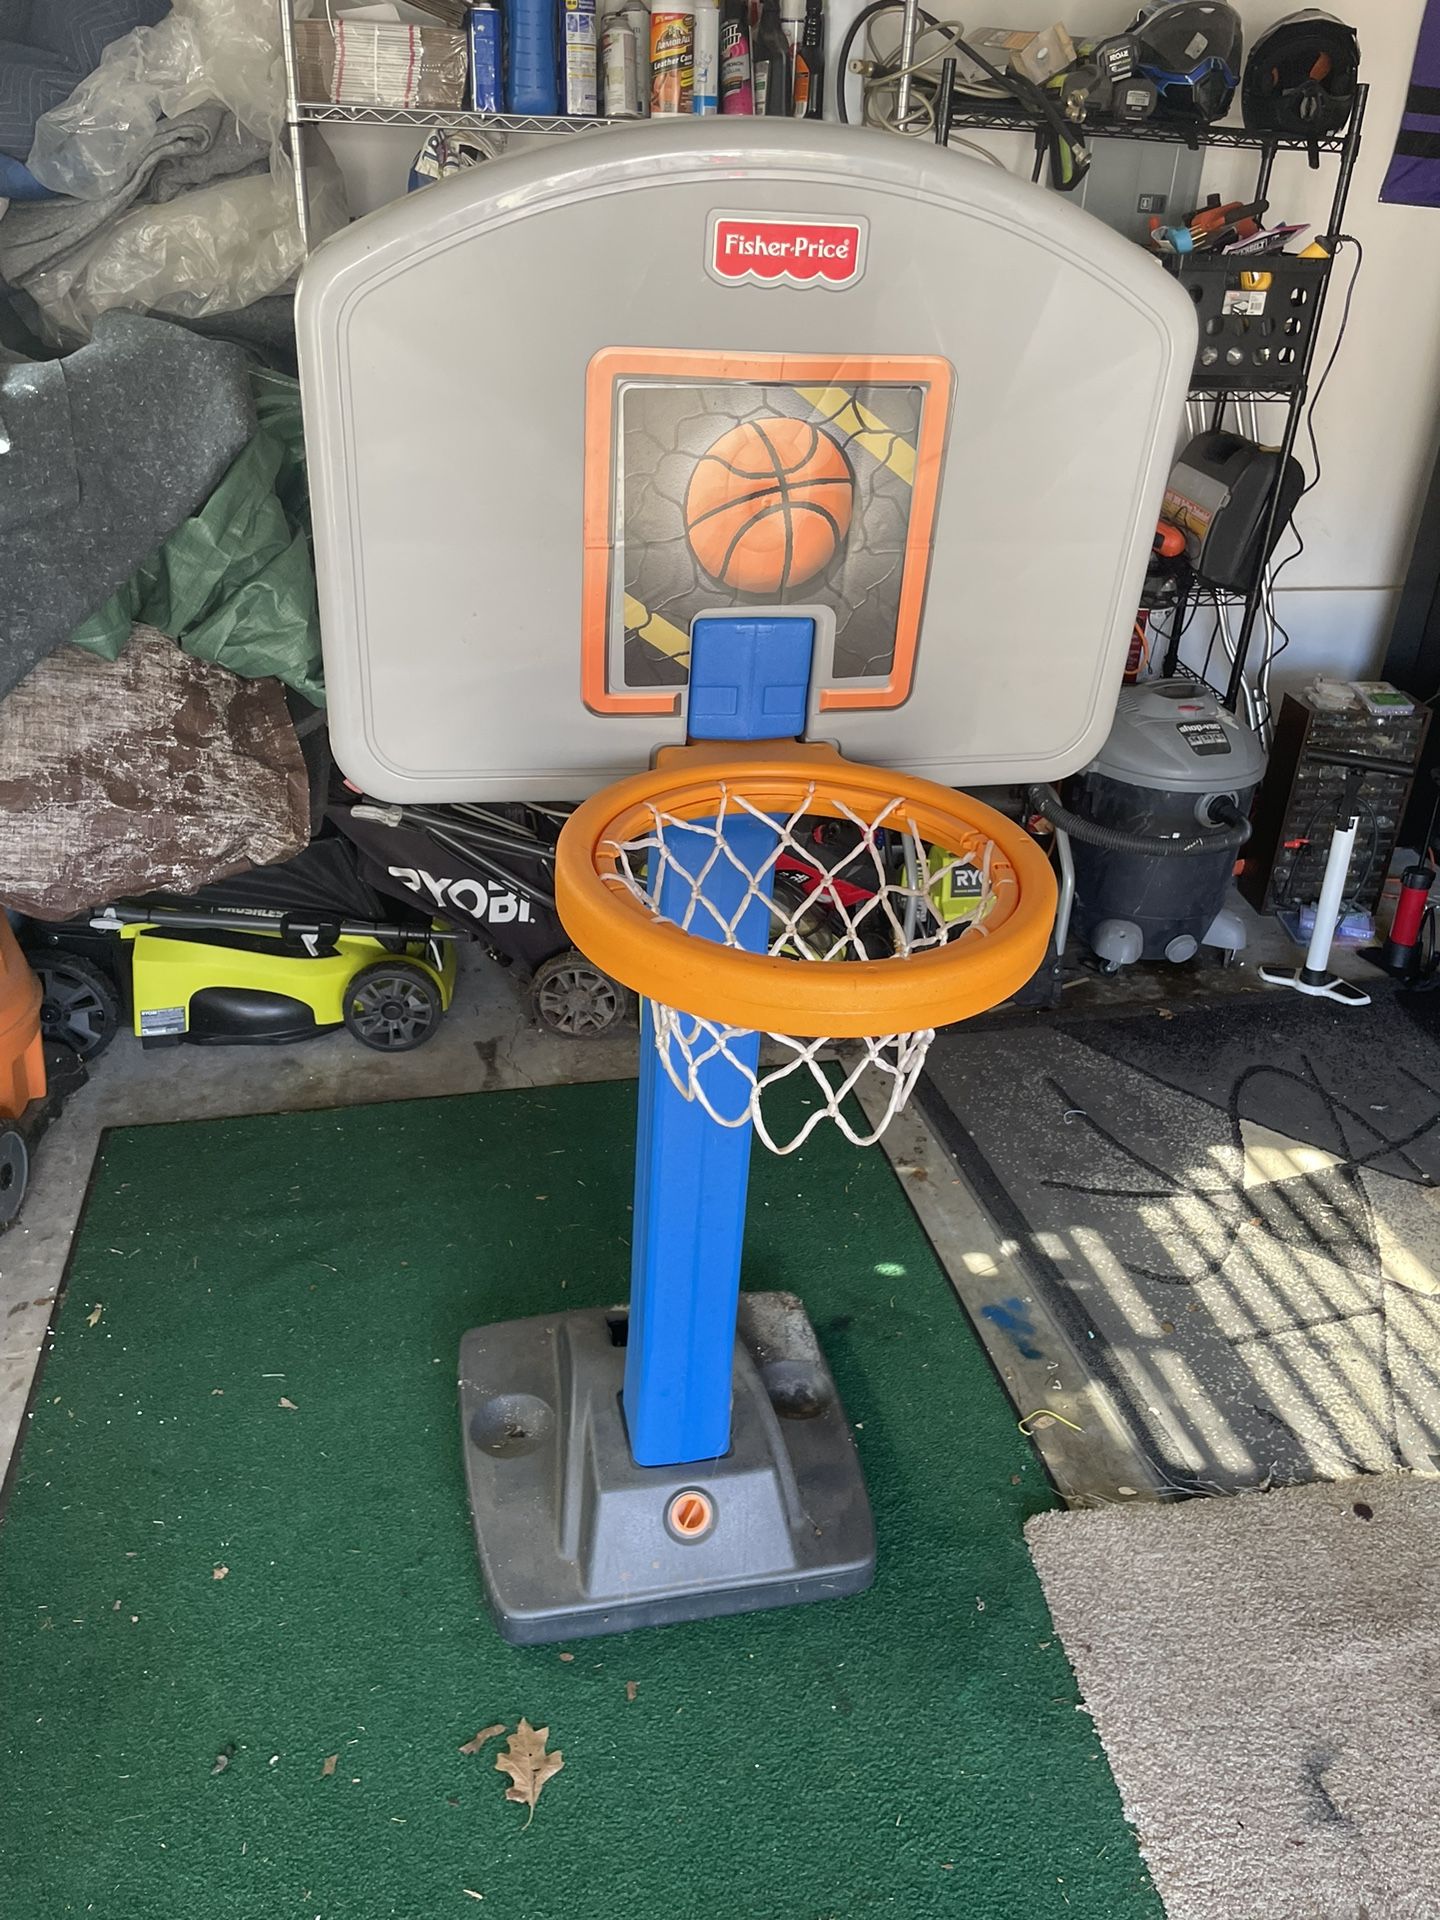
[601,1,647,114]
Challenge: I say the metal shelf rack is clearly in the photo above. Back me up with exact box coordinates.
[277,2,621,246]
[944,102,1350,155]
[943,88,1370,716]
[292,100,617,136]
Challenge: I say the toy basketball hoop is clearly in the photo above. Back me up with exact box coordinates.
[558,739,1055,1155]
[297,119,1195,1641]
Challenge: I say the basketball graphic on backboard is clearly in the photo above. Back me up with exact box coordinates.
[684,418,855,594]
[582,347,954,718]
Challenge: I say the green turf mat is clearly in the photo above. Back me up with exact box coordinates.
[0,1082,1158,1920]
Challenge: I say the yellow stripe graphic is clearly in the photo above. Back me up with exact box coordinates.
[624,594,690,663]
[795,387,916,486]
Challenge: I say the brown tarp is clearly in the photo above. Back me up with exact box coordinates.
[0,627,309,919]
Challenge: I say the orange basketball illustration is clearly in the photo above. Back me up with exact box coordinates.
[684,417,854,594]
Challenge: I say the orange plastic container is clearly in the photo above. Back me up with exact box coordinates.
[0,918,45,1122]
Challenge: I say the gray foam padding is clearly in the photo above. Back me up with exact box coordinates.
[0,309,254,698]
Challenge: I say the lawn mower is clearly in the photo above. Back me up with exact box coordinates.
[22,839,457,1061]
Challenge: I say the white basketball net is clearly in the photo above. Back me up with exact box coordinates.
[600,783,1014,1155]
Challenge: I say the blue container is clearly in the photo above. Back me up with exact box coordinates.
[506,0,560,112]
[467,4,503,110]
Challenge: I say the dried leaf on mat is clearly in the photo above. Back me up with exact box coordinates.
[87,1303,102,1327]
[495,1719,563,1827]
[458,1723,506,1756]
[212,1565,229,1581]
[321,1755,338,1777]
[278,1397,297,1411]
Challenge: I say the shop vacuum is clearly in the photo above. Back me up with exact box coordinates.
[1031,679,1265,970]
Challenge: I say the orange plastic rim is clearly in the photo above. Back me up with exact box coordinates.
[556,741,1057,1039]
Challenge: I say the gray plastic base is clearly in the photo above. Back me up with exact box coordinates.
[458,1292,875,1644]
[1091,917,1144,968]
[1202,905,1248,957]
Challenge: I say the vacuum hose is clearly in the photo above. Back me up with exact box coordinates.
[1027,786,1252,859]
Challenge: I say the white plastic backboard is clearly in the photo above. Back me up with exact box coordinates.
[297,121,1196,802]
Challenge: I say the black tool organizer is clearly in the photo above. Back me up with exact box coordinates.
[944,86,1368,713]
[1239,690,1431,917]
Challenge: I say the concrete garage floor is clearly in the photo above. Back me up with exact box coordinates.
[0,904,1387,1501]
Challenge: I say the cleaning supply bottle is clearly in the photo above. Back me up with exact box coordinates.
[467,3,504,110]
[601,1,645,113]
[506,0,561,111]
[753,0,790,113]
[692,0,720,112]
[624,0,651,108]
[797,0,823,114]
[779,0,804,110]
[562,0,600,113]
[719,0,753,111]
[650,0,695,113]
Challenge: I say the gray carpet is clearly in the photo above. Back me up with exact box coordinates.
[918,996,1440,1491]
[1027,1475,1440,1920]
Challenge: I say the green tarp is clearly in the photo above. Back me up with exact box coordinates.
[69,368,323,704]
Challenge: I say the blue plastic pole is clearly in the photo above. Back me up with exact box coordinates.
[623,616,815,1470]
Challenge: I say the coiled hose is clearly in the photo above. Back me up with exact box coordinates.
[1027,786,1252,859]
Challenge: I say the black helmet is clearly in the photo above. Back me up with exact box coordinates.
[1132,2,1244,122]
[1242,10,1359,138]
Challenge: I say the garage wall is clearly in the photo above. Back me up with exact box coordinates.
[320,0,1438,698]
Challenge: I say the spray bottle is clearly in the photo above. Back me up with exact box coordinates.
[719,0,753,111]
[506,0,561,113]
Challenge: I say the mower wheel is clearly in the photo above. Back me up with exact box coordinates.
[343,962,444,1052]
[531,950,629,1039]
[34,953,121,1061]
[0,1128,28,1228]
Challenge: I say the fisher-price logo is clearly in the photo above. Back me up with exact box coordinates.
[707,212,868,291]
